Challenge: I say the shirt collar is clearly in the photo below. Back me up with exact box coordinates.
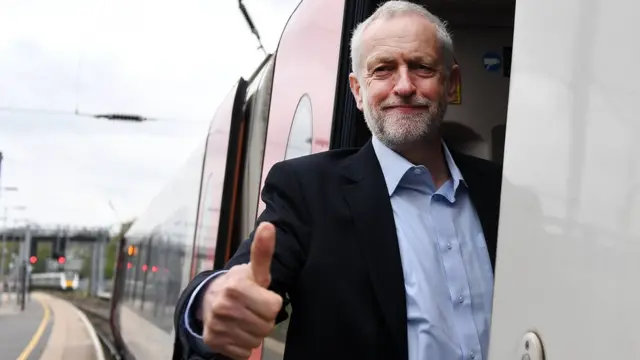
[371,135,466,196]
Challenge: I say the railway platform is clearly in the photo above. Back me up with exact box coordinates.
[0,291,104,360]
[0,292,50,360]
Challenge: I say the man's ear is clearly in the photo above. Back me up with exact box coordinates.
[446,63,461,102]
[348,72,364,111]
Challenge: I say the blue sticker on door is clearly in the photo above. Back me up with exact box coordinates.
[483,52,502,72]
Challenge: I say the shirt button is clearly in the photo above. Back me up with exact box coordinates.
[446,243,452,250]
[470,351,476,359]
[457,295,464,304]
[413,168,421,174]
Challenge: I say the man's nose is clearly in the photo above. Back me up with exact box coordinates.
[392,68,416,97]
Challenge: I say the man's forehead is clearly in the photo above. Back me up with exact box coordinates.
[360,14,440,63]
[362,14,437,54]
[362,13,437,44]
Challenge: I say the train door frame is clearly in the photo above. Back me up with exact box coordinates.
[210,0,349,265]
[207,54,276,271]
[211,77,250,271]
[188,76,249,278]
[329,0,379,149]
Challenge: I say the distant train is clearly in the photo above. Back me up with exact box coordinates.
[30,271,80,291]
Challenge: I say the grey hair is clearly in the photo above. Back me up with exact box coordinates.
[350,1,455,79]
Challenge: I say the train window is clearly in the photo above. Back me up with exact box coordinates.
[284,94,313,160]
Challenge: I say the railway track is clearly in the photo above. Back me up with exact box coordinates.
[48,291,122,360]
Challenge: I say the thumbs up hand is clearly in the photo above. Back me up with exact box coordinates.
[202,222,283,359]
[250,222,276,288]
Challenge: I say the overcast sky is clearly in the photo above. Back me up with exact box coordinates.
[0,0,301,229]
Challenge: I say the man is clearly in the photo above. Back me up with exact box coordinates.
[173,1,502,359]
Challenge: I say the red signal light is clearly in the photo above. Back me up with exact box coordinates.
[29,256,37,264]
[57,256,66,264]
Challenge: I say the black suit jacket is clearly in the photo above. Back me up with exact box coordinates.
[173,139,503,360]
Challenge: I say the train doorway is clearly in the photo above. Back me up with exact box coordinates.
[431,0,515,164]
[338,0,516,166]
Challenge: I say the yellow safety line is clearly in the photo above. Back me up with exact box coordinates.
[16,296,50,360]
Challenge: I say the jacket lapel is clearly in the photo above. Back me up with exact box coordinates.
[339,141,408,360]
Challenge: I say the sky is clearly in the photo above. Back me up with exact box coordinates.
[0,0,301,230]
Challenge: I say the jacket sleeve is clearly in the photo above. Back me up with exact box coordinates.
[172,160,311,359]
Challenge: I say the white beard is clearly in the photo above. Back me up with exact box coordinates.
[361,88,447,150]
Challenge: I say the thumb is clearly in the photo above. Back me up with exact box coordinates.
[250,222,276,288]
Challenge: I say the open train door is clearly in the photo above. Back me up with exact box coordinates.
[488,0,640,359]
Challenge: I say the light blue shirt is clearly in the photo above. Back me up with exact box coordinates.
[185,136,494,360]
[371,136,494,360]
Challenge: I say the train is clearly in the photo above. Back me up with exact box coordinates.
[29,271,80,291]
[103,0,640,360]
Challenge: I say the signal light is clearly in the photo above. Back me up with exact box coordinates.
[127,245,137,256]
[57,256,66,264]
[29,256,37,264]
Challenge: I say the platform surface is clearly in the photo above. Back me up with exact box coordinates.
[0,291,105,360]
[0,292,51,360]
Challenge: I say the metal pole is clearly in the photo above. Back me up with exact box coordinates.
[19,263,26,311]
[14,255,19,306]
[90,240,98,297]
[97,232,106,294]
[16,233,23,307]
[20,225,30,311]
[0,207,6,306]
[17,244,23,308]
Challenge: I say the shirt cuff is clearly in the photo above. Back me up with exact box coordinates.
[183,270,229,339]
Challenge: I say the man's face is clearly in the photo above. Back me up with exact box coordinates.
[349,13,459,149]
